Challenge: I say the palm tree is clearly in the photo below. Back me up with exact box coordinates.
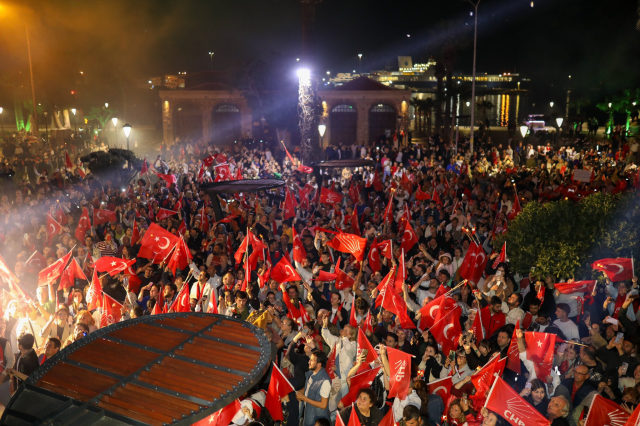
[410,98,437,136]
[476,100,494,125]
[597,97,617,136]
[85,106,117,130]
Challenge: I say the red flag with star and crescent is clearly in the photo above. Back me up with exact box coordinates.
[170,283,191,313]
[524,331,556,380]
[506,320,521,374]
[592,258,634,282]
[265,363,296,421]
[340,366,382,407]
[192,400,242,426]
[368,237,382,272]
[554,280,597,294]
[418,294,456,330]
[400,220,418,252]
[38,251,73,286]
[93,208,117,226]
[59,258,88,290]
[94,257,136,277]
[138,223,180,262]
[459,242,487,284]
[46,214,63,244]
[156,172,177,185]
[167,238,193,275]
[292,227,306,263]
[75,207,92,243]
[430,306,462,356]
[270,257,301,283]
[24,251,47,274]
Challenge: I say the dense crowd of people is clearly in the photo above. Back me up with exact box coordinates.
[1,127,640,426]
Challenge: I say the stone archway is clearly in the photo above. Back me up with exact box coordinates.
[211,104,242,143]
[173,102,203,141]
[368,103,397,144]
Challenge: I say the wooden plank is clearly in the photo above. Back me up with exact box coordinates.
[160,316,216,330]
[192,337,261,359]
[95,400,165,426]
[100,395,176,424]
[162,358,243,383]
[203,329,259,346]
[148,364,228,396]
[36,381,92,402]
[109,323,189,351]
[41,363,118,394]
[110,389,187,419]
[178,345,257,369]
[67,345,156,377]
[136,371,214,401]
[114,386,199,416]
[123,383,203,412]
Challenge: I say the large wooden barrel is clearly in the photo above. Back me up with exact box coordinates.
[1,313,271,426]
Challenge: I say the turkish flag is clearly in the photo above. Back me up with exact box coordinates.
[584,394,629,426]
[138,223,180,262]
[292,228,306,263]
[100,292,123,328]
[326,232,367,261]
[213,163,231,181]
[471,353,503,394]
[326,343,338,379]
[458,242,487,284]
[430,306,462,356]
[492,242,507,269]
[265,363,295,421]
[140,159,148,175]
[350,211,361,236]
[38,251,73,286]
[93,208,117,226]
[508,193,522,220]
[378,410,396,426]
[362,310,374,334]
[167,237,193,275]
[349,299,358,327]
[234,234,249,264]
[131,225,140,245]
[75,207,92,243]
[340,367,381,406]
[53,204,68,226]
[387,347,412,399]
[418,294,456,330]
[202,154,217,167]
[402,172,412,193]
[155,208,178,221]
[59,258,88,290]
[170,283,191,313]
[46,214,62,244]
[485,378,550,426]
[86,270,102,311]
[372,170,383,191]
[427,376,452,404]
[24,251,47,274]
[94,257,136,277]
[592,258,634,282]
[378,240,393,259]
[415,186,431,200]
[432,188,442,205]
[400,220,418,252]
[151,292,165,316]
[199,207,210,233]
[283,188,296,220]
[197,162,205,182]
[65,151,73,169]
[357,328,378,364]
[471,308,485,340]
[381,284,416,329]
[320,187,342,205]
[506,320,521,374]
[298,164,313,173]
[156,172,177,185]
[368,238,381,272]
[554,280,597,294]
[192,400,242,426]
[383,196,394,224]
[335,266,355,291]
[271,257,301,283]
[348,181,360,204]
[524,331,556,380]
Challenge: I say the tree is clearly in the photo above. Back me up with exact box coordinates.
[494,192,640,280]
[80,148,142,187]
[84,107,117,130]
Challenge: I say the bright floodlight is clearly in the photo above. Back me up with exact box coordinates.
[358,53,363,58]
[112,117,118,127]
[318,124,327,137]
[123,123,132,138]
[608,103,612,108]
[105,102,109,108]
[466,102,470,107]
[297,68,311,85]
[549,101,554,107]
[71,108,76,115]
[520,125,528,138]
[0,107,3,114]
[556,117,564,127]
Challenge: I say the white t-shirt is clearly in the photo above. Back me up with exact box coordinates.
[552,319,580,341]
[305,374,331,398]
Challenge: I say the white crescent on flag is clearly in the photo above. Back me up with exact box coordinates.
[158,237,171,250]
[475,252,486,268]
[610,263,625,276]
[443,324,454,339]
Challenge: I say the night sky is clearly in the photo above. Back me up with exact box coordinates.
[0,0,638,104]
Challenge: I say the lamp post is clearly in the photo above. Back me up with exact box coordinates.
[466,0,480,154]
[71,108,77,133]
[209,52,214,71]
[43,111,48,144]
[318,123,326,148]
[519,125,528,139]
[358,54,362,74]
[550,101,554,108]
[104,102,109,108]
[25,23,38,139]
[112,117,118,148]
[0,107,3,139]
[123,123,131,151]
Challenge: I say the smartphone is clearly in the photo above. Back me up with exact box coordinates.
[605,317,620,325]
[449,350,456,362]
[302,327,310,335]
[495,270,502,277]
[616,332,625,344]
[621,362,629,375]
[525,382,532,390]
[361,349,368,358]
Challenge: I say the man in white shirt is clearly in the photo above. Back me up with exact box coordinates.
[501,293,525,325]
[553,303,580,340]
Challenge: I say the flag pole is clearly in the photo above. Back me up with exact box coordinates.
[444,280,467,296]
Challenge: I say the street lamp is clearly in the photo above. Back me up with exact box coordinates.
[105,102,109,108]
[209,52,214,71]
[467,0,480,154]
[71,108,77,133]
[318,123,326,147]
[123,123,131,151]
[43,111,49,144]
[297,68,311,86]
[112,117,118,147]
[549,101,554,108]
[519,125,528,138]
[556,117,563,128]
[358,54,362,73]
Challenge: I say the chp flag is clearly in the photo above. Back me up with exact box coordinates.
[583,394,629,426]
[485,377,550,426]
